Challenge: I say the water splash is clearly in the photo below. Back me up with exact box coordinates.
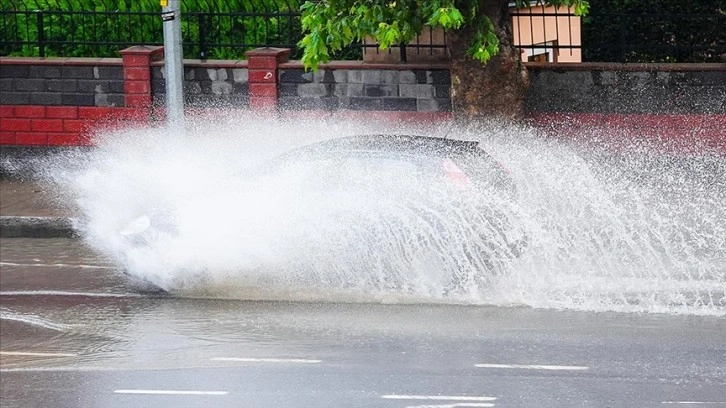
[46,115,725,315]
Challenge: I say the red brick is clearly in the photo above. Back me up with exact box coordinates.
[673,115,713,129]
[15,132,48,145]
[629,114,680,129]
[78,132,95,146]
[46,106,79,119]
[0,118,31,131]
[125,94,152,108]
[0,131,16,144]
[124,80,151,94]
[31,119,63,132]
[63,119,88,132]
[14,105,46,118]
[123,67,151,81]
[150,107,166,121]
[247,56,279,70]
[249,83,277,97]
[115,107,147,121]
[248,69,278,83]
[122,54,151,68]
[48,132,81,146]
[336,110,453,124]
[249,96,278,110]
[0,105,14,117]
[79,106,113,119]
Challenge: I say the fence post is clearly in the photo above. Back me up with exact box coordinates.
[245,47,290,111]
[198,13,207,60]
[36,11,45,58]
[618,16,626,62]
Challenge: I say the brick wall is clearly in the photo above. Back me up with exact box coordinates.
[2,47,724,152]
[0,105,146,145]
[525,63,726,152]
[0,46,162,145]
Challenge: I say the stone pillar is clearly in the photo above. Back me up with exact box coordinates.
[119,46,164,110]
[245,48,290,110]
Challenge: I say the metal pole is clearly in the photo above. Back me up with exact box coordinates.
[161,0,184,130]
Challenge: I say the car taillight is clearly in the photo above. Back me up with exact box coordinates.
[441,158,472,191]
[496,160,512,177]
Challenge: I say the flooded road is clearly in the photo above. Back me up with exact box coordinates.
[1,238,725,408]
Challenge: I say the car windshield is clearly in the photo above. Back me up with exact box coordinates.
[257,150,470,195]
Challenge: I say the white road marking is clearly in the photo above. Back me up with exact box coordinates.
[0,351,77,357]
[211,357,322,364]
[475,363,589,371]
[0,290,143,298]
[404,404,495,408]
[662,402,726,405]
[0,261,114,270]
[2,366,132,373]
[0,312,79,331]
[382,395,497,401]
[114,390,228,396]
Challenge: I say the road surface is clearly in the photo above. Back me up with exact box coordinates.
[1,238,725,408]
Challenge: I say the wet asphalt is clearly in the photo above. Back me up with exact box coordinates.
[1,238,725,408]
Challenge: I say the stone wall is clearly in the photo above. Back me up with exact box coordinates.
[0,61,124,107]
[278,64,451,112]
[151,61,249,108]
[526,63,725,115]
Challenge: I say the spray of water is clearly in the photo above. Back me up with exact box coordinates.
[43,114,725,315]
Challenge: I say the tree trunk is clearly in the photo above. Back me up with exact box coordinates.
[448,0,529,120]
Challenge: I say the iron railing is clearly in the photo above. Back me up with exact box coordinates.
[2,0,725,63]
[0,0,306,59]
[512,5,725,63]
[581,12,725,63]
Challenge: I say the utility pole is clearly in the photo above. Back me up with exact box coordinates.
[161,0,184,130]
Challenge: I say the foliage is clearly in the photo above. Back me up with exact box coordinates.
[298,0,590,70]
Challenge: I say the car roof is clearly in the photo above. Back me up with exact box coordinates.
[296,134,482,157]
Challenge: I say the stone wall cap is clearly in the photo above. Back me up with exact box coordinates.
[280,60,450,70]
[0,56,122,66]
[119,45,164,55]
[119,46,165,62]
[149,59,249,68]
[526,62,726,72]
[245,47,291,57]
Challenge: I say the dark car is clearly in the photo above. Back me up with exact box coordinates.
[118,134,527,293]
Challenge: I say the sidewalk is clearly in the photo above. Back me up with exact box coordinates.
[0,180,77,238]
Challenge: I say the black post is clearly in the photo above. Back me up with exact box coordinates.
[618,15,626,62]
[198,13,207,60]
[400,42,407,63]
[36,10,45,57]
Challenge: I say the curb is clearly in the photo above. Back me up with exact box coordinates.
[0,216,79,238]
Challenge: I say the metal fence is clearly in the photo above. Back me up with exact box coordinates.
[2,0,725,63]
[0,0,306,59]
[512,5,725,63]
[581,12,725,63]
